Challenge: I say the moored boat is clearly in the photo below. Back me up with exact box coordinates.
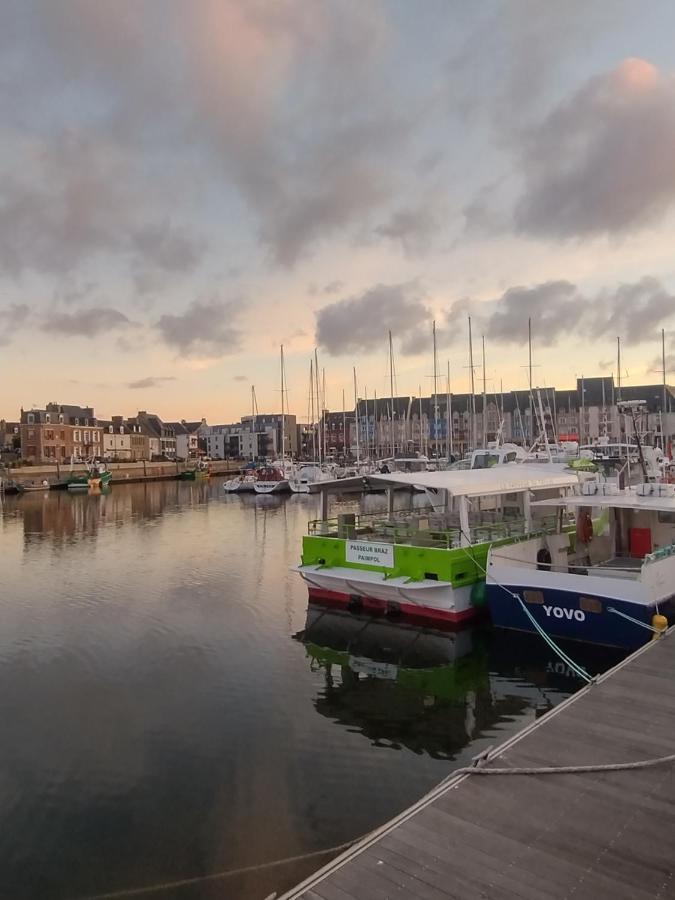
[486,481,675,649]
[180,461,209,480]
[253,465,291,493]
[67,462,112,491]
[292,464,584,626]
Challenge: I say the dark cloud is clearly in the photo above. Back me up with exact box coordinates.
[0,303,30,346]
[374,205,440,256]
[486,281,581,345]
[127,376,177,390]
[0,1,416,269]
[131,223,205,285]
[316,283,431,356]
[515,59,675,237]
[42,307,130,337]
[157,298,240,357]
[595,277,675,344]
[308,281,344,297]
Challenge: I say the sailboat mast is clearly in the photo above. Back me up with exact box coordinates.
[433,320,439,460]
[528,317,533,444]
[309,360,315,461]
[662,328,667,448]
[322,367,327,461]
[447,360,452,461]
[389,330,395,457]
[364,385,369,459]
[314,348,322,465]
[353,367,360,464]
[342,388,346,459]
[468,316,476,450]
[280,345,286,471]
[374,390,379,458]
[482,334,487,445]
[251,385,256,461]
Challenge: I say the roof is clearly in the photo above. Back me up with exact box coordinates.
[532,490,675,512]
[366,463,579,497]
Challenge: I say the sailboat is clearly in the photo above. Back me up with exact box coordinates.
[225,385,261,493]
[254,346,292,493]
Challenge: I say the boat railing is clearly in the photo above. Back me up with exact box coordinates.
[644,542,675,564]
[489,549,643,579]
[308,512,561,550]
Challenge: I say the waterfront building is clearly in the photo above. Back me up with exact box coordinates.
[0,420,20,452]
[20,403,103,463]
[332,376,675,459]
[100,417,133,461]
[240,413,298,456]
[135,412,176,460]
[167,420,205,460]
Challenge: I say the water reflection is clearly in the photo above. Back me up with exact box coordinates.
[0,485,627,900]
[296,604,627,761]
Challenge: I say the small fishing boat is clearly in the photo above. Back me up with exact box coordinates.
[486,481,675,649]
[67,461,112,491]
[180,461,209,481]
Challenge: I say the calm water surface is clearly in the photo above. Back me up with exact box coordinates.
[0,482,625,899]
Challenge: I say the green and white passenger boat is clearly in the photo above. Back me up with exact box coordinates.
[293,464,583,626]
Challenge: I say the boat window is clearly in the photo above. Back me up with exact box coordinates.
[580,596,602,614]
[524,590,544,604]
[657,511,675,525]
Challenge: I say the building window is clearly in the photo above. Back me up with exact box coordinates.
[28,429,34,439]
[75,418,79,426]
[74,430,80,442]
[45,413,51,424]
[59,414,64,424]
[109,426,114,434]
[93,432,99,443]
[27,413,34,425]
[84,431,90,442]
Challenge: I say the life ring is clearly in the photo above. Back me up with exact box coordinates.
[576,511,593,544]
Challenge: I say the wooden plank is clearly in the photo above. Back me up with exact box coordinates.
[284,632,675,900]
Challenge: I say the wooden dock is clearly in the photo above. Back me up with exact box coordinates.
[282,629,675,900]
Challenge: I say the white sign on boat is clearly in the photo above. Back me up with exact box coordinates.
[346,540,394,568]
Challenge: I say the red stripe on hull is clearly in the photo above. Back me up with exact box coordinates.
[306,586,485,628]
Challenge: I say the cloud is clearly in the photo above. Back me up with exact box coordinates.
[595,277,675,344]
[127,376,177,389]
[316,283,431,356]
[454,276,675,349]
[486,281,582,346]
[130,222,206,293]
[232,374,248,382]
[515,59,675,237]
[309,281,344,296]
[156,297,240,357]
[42,306,131,337]
[0,303,30,346]
[374,205,441,256]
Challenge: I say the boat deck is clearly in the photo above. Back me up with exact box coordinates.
[281,628,675,900]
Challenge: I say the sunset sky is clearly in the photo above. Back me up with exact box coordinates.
[1,0,675,423]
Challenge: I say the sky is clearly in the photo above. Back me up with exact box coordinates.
[2,0,675,423]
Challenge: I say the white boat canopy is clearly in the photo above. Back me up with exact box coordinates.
[531,492,675,513]
[366,463,579,498]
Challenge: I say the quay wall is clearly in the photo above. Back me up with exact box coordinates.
[4,460,241,488]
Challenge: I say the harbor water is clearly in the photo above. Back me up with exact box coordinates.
[0,482,626,899]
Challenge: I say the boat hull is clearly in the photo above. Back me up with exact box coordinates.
[254,480,290,494]
[486,581,674,650]
[224,480,257,492]
[294,565,480,625]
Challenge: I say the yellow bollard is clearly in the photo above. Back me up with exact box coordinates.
[651,614,668,640]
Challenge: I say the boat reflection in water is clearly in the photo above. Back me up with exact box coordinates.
[295,603,627,760]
